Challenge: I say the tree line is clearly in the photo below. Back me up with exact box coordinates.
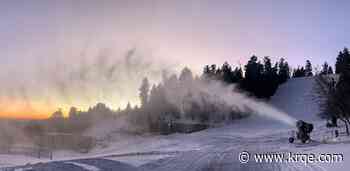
[315,47,350,135]
[202,56,329,99]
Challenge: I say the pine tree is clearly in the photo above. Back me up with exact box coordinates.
[243,55,264,97]
[263,57,272,73]
[328,66,334,74]
[320,62,329,75]
[292,67,306,78]
[262,57,278,98]
[221,62,233,83]
[203,65,211,79]
[139,77,150,107]
[336,51,344,74]
[68,107,78,119]
[336,48,350,74]
[210,64,217,79]
[232,67,243,83]
[305,60,313,77]
[278,58,290,83]
[126,102,132,112]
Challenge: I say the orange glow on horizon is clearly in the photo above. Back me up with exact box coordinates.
[0,112,50,120]
[0,101,52,119]
[0,97,58,119]
[0,98,139,120]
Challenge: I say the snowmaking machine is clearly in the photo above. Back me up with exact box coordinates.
[289,120,314,144]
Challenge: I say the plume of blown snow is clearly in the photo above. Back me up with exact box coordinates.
[163,77,296,127]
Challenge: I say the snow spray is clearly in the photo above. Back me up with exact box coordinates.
[163,79,298,127]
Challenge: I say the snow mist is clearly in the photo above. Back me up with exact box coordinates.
[0,48,172,117]
[162,77,297,127]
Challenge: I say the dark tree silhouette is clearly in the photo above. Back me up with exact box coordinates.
[221,62,233,83]
[320,62,329,75]
[203,56,289,98]
[305,60,313,77]
[232,67,243,83]
[262,57,279,98]
[278,58,290,84]
[242,55,264,97]
[328,66,334,75]
[139,77,150,107]
[336,48,350,74]
[320,62,334,75]
[292,67,306,78]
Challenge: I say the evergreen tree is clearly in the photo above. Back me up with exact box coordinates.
[243,55,264,97]
[202,56,289,98]
[320,62,329,75]
[209,64,217,79]
[221,62,233,83]
[203,65,211,79]
[125,102,132,112]
[278,58,290,83]
[292,67,306,78]
[336,51,344,74]
[139,77,150,107]
[273,62,279,76]
[336,48,350,74]
[305,60,313,76]
[263,57,273,73]
[261,57,278,98]
[68,106,78,119]
[203,62,243,84]
[328,66,334,74]
[50,108,65,132]
[232,67,243,83]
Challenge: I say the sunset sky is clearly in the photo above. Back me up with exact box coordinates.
[1,0,350,119]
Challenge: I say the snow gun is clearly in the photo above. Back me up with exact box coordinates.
[289,120,314,144]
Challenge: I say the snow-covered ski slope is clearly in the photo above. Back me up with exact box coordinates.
[270,77,321,122]
[2,77,350,171]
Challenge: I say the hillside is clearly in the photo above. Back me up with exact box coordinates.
[270,77,321,122]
